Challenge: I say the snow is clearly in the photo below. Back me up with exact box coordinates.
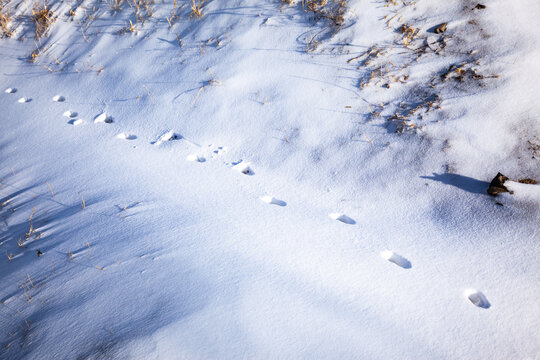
[1,0,539,358]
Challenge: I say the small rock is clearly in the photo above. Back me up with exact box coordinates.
[487,172,512,196]
[435,23,447,34]
[37,249,43,257]
[473,4,486,10]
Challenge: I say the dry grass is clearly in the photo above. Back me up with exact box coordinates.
[440,63,498,83]
[128,0,154,18]
[305,31,319,52]
[32,2,54,39]
[303,0,347,28]
[109,0,124,12]
[208,71,221,86]
[74,60,106,74]
[348,0,500,134]
[46,181,54,197]
[400,23,417,46]
[118,19,137,34]
[23,287,32,302]
[190,0,204,18]
[0,6,13,37]
[30,43,41,62]
[143,85,155,104]
[25,207,36,239]
[166,0,179,28]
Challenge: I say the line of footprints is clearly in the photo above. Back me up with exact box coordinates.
[5,87,491,310]
[7,88,136,139]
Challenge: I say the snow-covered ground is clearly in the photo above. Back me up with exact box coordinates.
[1,0,539,358]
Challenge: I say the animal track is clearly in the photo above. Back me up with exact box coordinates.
[260,196,287,206]
[52,95,65,102]
[232,161,254,175]
[17,97,31,103]
[63,110,78,118]
[380,251,412,269]
[186,154,206,162]
[4,88,17,93]
[464,289,490,309]
[117,133,137,140]
[329,213,356,225]
[152,130,181,145]
[94,112,114,123]
[213,146,227,155]
[68,119,83,126]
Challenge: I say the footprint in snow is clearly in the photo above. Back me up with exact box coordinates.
[18,97,31,103]
[232,161,254,175]
[380,250,412,269]
[5,88,17,93]
[186,154,206,162]
[52,95,65,102]
[117,133,137,140]
[94,112,114,123]
[464,289,490,309]
[204,145,227,159]
[151,130,182,145]
[329,213,355,225]
[63,110,78,118]
[68,119,83,126]
[213,146,226,155]
[260,196,287,206]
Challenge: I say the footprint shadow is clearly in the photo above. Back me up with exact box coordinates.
[68,119,83,126]
[187,154,206,162]
[381,251,412,269]
[329,213,356,225]
[261,196,287,206]
[94,112,114,124]
[64,111,78,118]
[464,289,491,309]
[151,130,182,145]
[232,161,254,176]
[117,133,137,140]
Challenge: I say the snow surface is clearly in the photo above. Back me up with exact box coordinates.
[1,0,539,358]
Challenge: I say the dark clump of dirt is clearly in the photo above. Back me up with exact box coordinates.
[518,178,537,184]
[434,23,447,34]
[487,172,512,196]
[486,173,537,196]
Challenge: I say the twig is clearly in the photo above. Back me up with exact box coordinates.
[46,182,54,197]
[143,86,155,104]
